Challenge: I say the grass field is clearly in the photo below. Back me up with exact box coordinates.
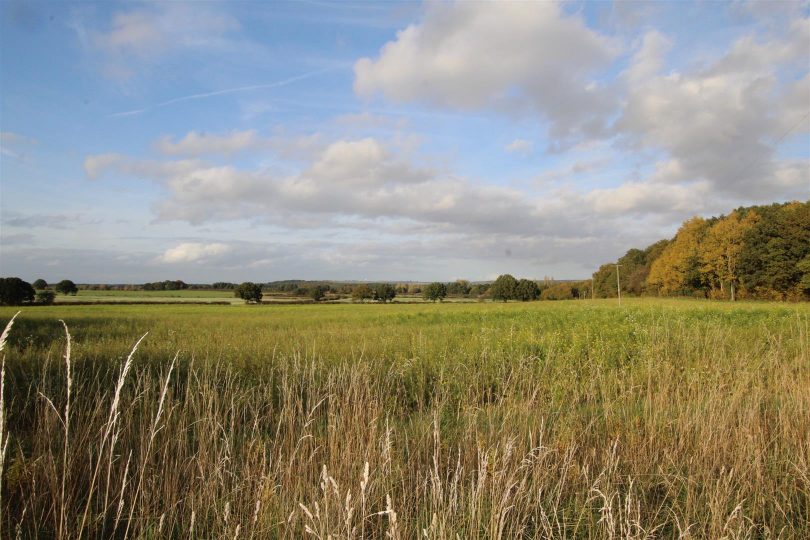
[1,299,808,538]
[53,289,241,304]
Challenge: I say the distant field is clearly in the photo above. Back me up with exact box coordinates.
[55,289,241,303]
[1,299,808,538]
[53,289,481,304]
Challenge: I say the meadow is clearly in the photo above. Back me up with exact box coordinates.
[0,299,807,538]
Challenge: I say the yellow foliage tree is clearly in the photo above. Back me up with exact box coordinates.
[700,210,759,301]
[647,217,709,296]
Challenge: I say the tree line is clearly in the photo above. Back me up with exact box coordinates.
[592,200,810,301]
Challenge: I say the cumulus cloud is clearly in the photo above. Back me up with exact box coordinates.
[85,133,663,249]
[354,1,619,143]
[155,130,261,157]
[616,21,810,201]
[158,242,231,263]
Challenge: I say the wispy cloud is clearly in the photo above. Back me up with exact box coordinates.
[110,65,347,118]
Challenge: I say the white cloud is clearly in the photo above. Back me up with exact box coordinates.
[158,242,231,264]
[1,132,37,146]
[1,131,37,159]
[354,1,619,143]
[155,130,261,157]
[505,139,533,155]
[616,20,810,200]
[86,4,240,80]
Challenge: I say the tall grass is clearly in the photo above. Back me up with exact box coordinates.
[0,300,808,538]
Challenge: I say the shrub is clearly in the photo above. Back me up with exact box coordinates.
[36,290,55,305]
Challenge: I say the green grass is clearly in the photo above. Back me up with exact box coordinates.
[1,298,808,538]
[53,289,240,303]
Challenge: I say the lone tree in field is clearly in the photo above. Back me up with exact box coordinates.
[235,282,263,304]
[0,277,36,305]
[515,278,541,301]
[422,282,447,302]
[32,279,48,290]
[373,283,396,303]
[490,274,518,302]
[352,284,373,303]
[55,279,78,295]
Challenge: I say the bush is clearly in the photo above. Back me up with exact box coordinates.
[36,290,56,305]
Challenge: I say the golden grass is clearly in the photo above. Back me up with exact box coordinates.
[0,299,808,538]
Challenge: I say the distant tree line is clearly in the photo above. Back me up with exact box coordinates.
[592,201,810,301]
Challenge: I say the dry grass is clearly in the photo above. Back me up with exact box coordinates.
[0,300,808,538]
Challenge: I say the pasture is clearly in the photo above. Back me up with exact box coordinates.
[1,299,808,538]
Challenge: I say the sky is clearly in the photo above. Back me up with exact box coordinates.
[1,0,808,284]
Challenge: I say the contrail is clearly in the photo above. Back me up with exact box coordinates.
[109,65,344,118]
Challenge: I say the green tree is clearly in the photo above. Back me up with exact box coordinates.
[737,201,810,299]
[0,277,36,305]
[55,279,78,295]
[36,290,56,305]
[308,285,327,302]
[798,254,810,296]
[422,282,447,302]
[352,284,373,303]
[469,283,489,297]
[514,279,540,301]
[373,283,396,303]
[235,282,263,304]
[33,279,48,290]
[490,274,518,302]
[446,280,471,296]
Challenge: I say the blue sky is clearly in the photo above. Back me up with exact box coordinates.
[1,0,808,283]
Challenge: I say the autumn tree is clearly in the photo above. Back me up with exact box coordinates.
[352,284,373,303]
[647,217,710,296]
[700,210,759,301]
